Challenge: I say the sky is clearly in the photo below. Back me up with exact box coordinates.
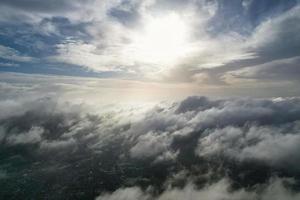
[1,1,300,200]
[0,0,299,99]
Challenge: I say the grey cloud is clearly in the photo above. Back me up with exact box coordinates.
[0,0,122,24]
[175,96,221,113]
[250,5,300,62]
[96,177,300,200]
[183,4,300,86]
[108,0,142,27]
[6,126,43,145]
[130,131,171,159]
[0,0,91,13]
[1,80,300,199]
[197,124,300,172]
[0,44,35,62]
[226,56,300,82]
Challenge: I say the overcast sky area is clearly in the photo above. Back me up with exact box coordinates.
[0,0,300,200]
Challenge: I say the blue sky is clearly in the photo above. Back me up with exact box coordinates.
[0,0,299,96]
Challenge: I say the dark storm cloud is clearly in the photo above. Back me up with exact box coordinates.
[1,93,300,199]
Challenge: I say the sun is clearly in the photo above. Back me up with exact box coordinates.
[128,13,193,67]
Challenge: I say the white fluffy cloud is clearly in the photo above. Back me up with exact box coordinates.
[96,178,300,200]
[197,124,300,171]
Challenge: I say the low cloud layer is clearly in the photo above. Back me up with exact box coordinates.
[1,89,300,199]
[97,178,300,200]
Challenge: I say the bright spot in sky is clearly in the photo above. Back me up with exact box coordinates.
[129,13,194,67]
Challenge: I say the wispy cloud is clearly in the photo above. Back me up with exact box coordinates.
[0,0,298,89]
[0,44,35,62]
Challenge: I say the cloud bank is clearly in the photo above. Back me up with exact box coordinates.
[1,83,300,199]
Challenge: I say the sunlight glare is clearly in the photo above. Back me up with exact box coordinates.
[129,13,192,67]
